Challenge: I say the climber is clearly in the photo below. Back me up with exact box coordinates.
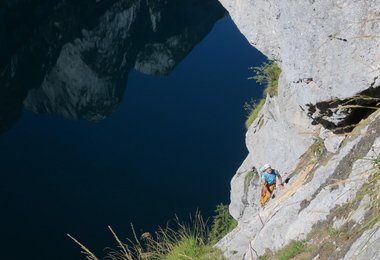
[260,164,284,207]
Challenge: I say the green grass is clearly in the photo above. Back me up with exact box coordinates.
[300,151,380,259]
[245,99,265,129]
[165,237,221,260]
[259,240,306,260]
[68,209,229,260]
[310,137,325,159]
[244,171,254,189]
[165,237,200,259]
[357,165,380,231]
[276,240,306,260]
[328,226,343,238]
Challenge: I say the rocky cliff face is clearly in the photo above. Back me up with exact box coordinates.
[217,0,380,259]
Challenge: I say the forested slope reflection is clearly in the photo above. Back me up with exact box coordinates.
[0,0,226,132]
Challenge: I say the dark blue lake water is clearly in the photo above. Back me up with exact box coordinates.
[0,1,265,259]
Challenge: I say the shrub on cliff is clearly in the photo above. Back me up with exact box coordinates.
[245,61,281,129]
[249,61,281,97]
[209,203,238,243]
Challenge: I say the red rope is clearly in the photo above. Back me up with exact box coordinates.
[249,213,266,260]
[250,241,254,260]
[258,213,264,227]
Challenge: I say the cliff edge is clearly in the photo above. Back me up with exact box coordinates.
[216,0,380,259]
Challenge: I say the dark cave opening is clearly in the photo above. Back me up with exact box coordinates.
[307,84,380,134]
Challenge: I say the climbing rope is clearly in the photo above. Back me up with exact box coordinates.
[249,211,271,260]
[249,241,259,260]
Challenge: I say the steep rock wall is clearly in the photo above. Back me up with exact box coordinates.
[217,0,380,259]
[221,0,380,105]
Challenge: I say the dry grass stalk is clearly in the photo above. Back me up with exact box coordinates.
[69,211,213,260]
[106,226,134,260]
[67,233,99,260]
[338,105,380,110]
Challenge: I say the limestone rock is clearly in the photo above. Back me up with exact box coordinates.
[319,127,345,153]
[230,86,316,219]
[217,0,380,258]
[343,223,380,260]
[218,112,380,259]
[219,0,380,106]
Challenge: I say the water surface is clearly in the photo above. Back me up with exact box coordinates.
[0,1,265,259]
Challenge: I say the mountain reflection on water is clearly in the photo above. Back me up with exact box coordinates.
[0,0,226,132]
